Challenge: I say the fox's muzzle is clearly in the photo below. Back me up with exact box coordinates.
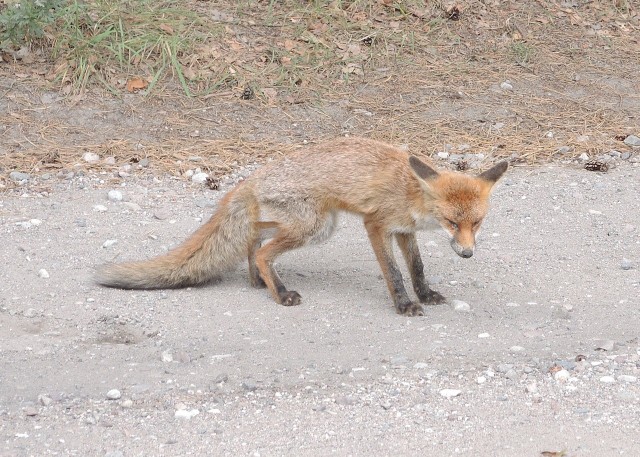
[450,239,474,258]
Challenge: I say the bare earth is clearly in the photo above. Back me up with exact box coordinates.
[1,159,639,456]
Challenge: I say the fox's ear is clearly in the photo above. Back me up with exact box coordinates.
[409,156,439,181]
[478,161,509,184]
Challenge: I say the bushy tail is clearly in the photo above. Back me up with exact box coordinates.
[95,186,257,289]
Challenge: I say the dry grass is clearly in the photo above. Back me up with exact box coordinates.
[1,0,639,188]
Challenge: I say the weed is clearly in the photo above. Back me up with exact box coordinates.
[510,41,535,65]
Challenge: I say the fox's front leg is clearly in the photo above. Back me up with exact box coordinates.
[364,218,423,316]
[395,233,446,305]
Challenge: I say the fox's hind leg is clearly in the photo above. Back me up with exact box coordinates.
[395,232,446,305]
[254,227,306,306]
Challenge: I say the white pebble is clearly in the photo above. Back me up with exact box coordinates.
[525,382,538,393]
[102,239,118,248]
[452,300,471,312]
[500,81,513,90]
[184,169,194,178]
[83,152,100,163]
[617,375,637,383]
[478,333,490,338]
[192,172,209,184]
[30,219,42,226]
[413,362,428,369]
[175,409,199,420]
[161,350,174,363]
[510,345,525,353]
[38,269,50,279]
[439,389,462,399]
[554,369,571,381]
[476,376,486,384]
[437,152,449,159]
[106,389,121,400]
[93,205,108,212]
[599,376,615,383]
[108,190,123,202]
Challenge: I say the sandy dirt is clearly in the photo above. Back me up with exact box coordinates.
[1,159,639,456]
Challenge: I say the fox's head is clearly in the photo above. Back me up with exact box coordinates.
[409,157,508,258]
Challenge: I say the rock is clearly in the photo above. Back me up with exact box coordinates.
[557,146,572,154]
[553,369,571,381]
[510,346,525,353]
[617,375,637,383]
[93,205,108,213]
[496,364,513,373]
[476,376,486,384]
[437,152,449,159]
[525,382,538,393]
[10,171,30,182]
[620,258,634,270]
[106,389,122,400]
[594,339,615,351]
[121,399,133,408]
[391,355,409,367]
[623,135,640,147]
[505,369,518,380]
[413,362,428,369]
[451,300,470,312]
[192,172,209,184]
[335,396,355,405]
[23,308,37,318]
[175,409,199,420]
[108,190,123,202]
[500,81,513,90]
[478,333,490,338]
[161,350,174,362]
[439,389,462,399]
[38,269,50,279]
[599,376,615,383]
[102,239,118,248]
[83,152,100,163]
[242,379,258,391]
[175,350,191,363]
[23,406,38,416]
[578,153,590,162]
[139,158,150,167]
[38,394,52,406]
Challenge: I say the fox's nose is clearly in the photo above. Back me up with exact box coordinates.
[460,249,474,258]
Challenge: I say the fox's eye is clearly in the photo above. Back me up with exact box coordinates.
[446,219,459,230]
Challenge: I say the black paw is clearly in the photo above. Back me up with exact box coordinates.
[395,301,424,317]
[280,291,302,306]
[419,289,446,306]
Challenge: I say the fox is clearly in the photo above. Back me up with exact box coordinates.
[96,137,508,316]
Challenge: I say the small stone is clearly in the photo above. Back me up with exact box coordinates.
[505,369,518,380]
[413,362,428,369]
[557,146,572,154]
[242,379,258,391]
[23,308,37,318]
[38,269,50,279]
[175,409,199,420]
[108,190,123,202]
[478,333,490,338]
[154,209,171,220]
[620,258,634,270]
[93,205,108,213]
[510,346,525,353]
[437,152,449,159]
[617,375,637,383]
[576,135,590,142]
[335,396,355,405]
[192,172,209,184]
[500,81,513,90]
[594,339,615,351]
[476,376,486,384]
[38,394,52,406]
[175,350,191,363]
[554,369,571,381]
[312,404,327,412]
[10,171,31,182]
[102,239,118,248]
[439,389,462,399]
[525,382,538,394]
[106,389,122,400]
[451,300,470,312]
[391,355,409,367]
[214,373,229,384]
[578,153,590,162]
[623,135,640,147]
[161,350,174,362]
[23,406,38,416]
[121,399,133,408]
[139,158,150,167]
[83,152,100,163]
[599,376,615,383]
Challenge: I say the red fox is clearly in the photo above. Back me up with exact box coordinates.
[96,137,508,316]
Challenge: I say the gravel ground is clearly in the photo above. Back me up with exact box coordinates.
[1,161,639,456]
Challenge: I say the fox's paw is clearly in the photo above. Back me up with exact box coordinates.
[396,301,424,317]
[280,291,302,307]
[420,289,446,306]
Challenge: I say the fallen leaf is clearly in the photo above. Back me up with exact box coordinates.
[126,77,148,92]
[540,451,567,457]
[159,23,174,34]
